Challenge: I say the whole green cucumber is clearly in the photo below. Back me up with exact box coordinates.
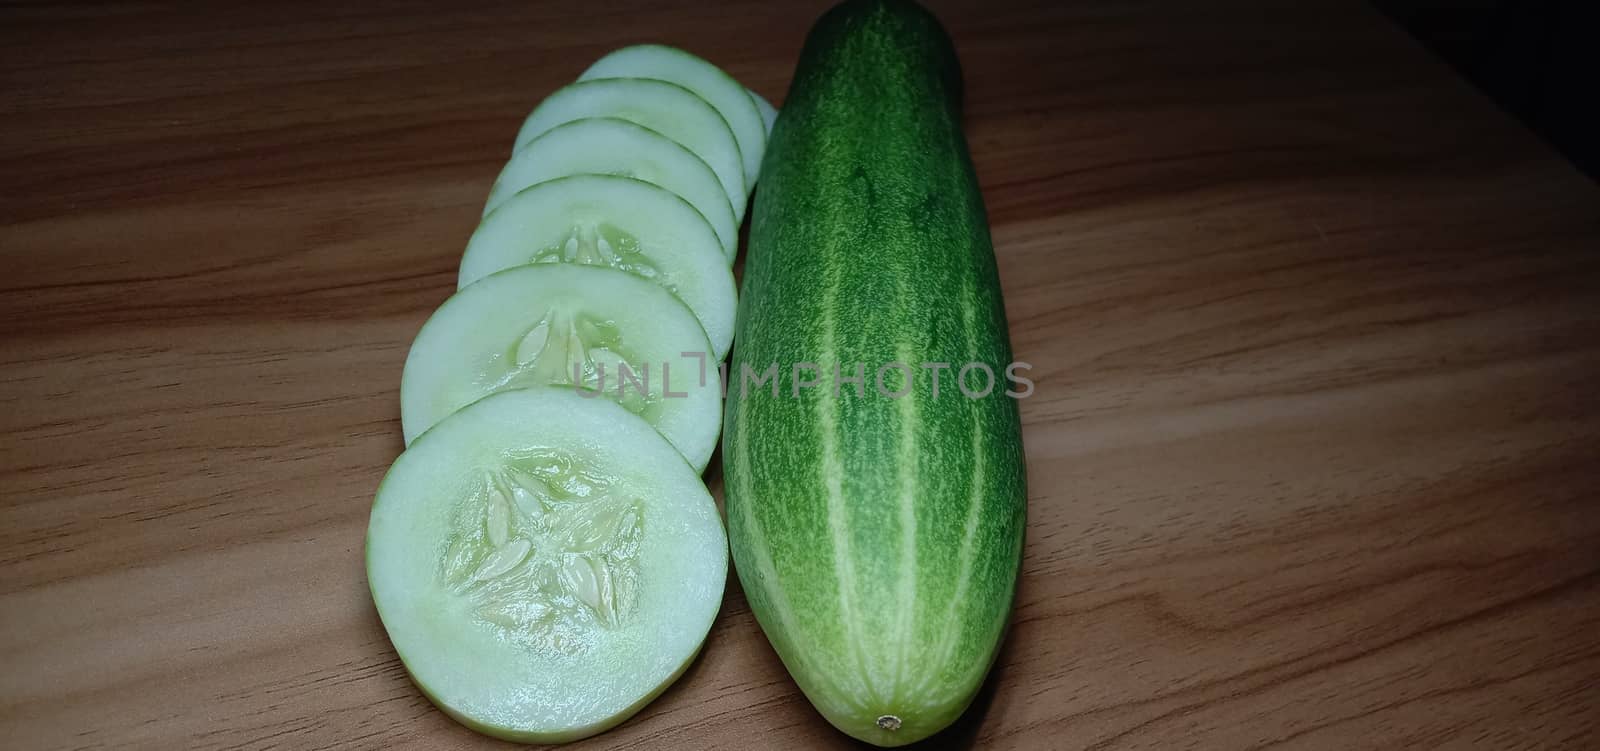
[723,0,1027,745]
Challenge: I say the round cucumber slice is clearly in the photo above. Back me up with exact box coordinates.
[401,263,722,470]
[368,388,728,743]
[580,45,767,190]
[460,174,735,359]
[749,88,778,134]
[487,118,738,263]
[513,78,748,222]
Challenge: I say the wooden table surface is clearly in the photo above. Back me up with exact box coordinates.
[4,0,1599,748]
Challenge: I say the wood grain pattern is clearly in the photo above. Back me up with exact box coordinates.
[3,0,1598,749]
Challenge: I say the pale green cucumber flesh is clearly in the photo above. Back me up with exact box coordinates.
[748,88,778,133]
[724,0,1026,746]
[487,117,738,263]
[401,263,722,470]
[580,44,767,189]
[460,174,735,360]
[514,78,747,221]
[368,388,728,743]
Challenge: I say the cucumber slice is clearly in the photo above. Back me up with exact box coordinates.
[401,263,722,470]
[749,88,778,134]
[368,388,728,743]
[460,174,735,359]
[580,45,767,190]
[514,78,747,222]
[487,118,738,263]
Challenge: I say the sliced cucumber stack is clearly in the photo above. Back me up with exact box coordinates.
[460,174,735,359]
[376,42,768,745]
[580,44,767,189]
[402,263,722,470]
[368,388,728,743]
[488,118,738,262]
[513,78,748,221]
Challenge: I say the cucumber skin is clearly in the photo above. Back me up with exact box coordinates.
[723,0,1025,746]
